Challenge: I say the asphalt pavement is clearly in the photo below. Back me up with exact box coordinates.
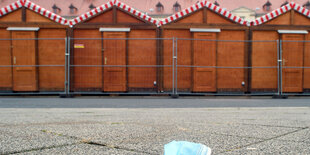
[0,96,310,108]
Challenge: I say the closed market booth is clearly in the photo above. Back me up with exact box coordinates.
[69,0,159,93]
[0,0,68,93]
[160,1,249,94]
[250,2,310,94]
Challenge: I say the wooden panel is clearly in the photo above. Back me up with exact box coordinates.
[217,31,245,90]
[0,9,22,22]
[103,32,126,92]
[193,32,216,92]
[12,31,37,91]
[304,34,310,89]
[73,29,102,90]
[38,29,66,91]
[206,9,234,24]
[293,12,310,26]
[163,30,191,91]
[128,30,156,89]
[117,9,144,23]
[86,9,113,23]
[282,34,304,92]
[0,29,12,90]
[251,31,278,90]
[26,9,53,23]
[177,9,203,24]
[265,12,290,25]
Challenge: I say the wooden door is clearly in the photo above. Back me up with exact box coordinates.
[282,34,304,92]
[193,32,216,92]
[12,31,38,91]
[103,32,126,92]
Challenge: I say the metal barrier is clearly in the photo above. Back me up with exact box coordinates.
[67,38,173,96]
[173,38,280,96]
[0,38,67,95]
[280,40,310,96]
[1,37,310,96]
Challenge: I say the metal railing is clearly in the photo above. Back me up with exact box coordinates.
[0,37,310,97]
[0,38,67,95]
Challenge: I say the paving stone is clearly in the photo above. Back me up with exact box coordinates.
[223,140,310,155]
[16,144,142,155]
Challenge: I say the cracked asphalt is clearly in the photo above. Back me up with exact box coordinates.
[0,97,310,154]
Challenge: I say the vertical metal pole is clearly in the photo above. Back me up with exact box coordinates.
[67,37,71,95]
[175,38,178,95]
[279,40,283,95]
[172,37,175,95]
[276,40,280,95]
[65,37,68,95]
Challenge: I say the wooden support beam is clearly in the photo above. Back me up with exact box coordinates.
[246,28,252,92]
[113,6,117,24]
[22,7,26,22]
[290,10,294,25]
[156,28,162,92]
[203,7,207,24]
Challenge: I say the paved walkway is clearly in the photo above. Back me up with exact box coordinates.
[0,98,309,154]
[0,96,310,108]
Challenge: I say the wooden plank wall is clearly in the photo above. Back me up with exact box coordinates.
[128,30,157,91]
[1,6,310,93]
[72,8,158,91]
[0,7,67,92]
[304,34,310,89]
[161,8,247,92]
[251,31,278,91]
[217,31,245,91]
[38,29,66,91]
[73,29,102,91]
[162,30,191,91]
[0,29,12,90]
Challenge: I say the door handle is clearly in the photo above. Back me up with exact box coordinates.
[104,57,107,65]
[13,56,16,64]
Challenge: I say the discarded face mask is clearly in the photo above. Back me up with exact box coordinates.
[164,141,211,155]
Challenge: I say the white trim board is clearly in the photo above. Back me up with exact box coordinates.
[190,28,221,33]
[7,27,40,31]
[277,30,308,34]
[99,28,131,32]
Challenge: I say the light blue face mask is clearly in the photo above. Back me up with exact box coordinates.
[164,141,211,155]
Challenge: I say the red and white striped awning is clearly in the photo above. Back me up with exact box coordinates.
[159,0,248,26]
[69,0,159,27]
[250,2,310,26]
[0,0,68,25]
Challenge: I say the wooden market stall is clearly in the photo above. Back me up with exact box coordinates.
[159,1,249,93]
[69,0,159,93]
[0,0,68,92]
[250,2,310,93]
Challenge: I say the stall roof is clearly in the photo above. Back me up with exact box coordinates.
[69,0,159,27]
[250,2,310,26]
[0,0,68,25]
[159,0,249,26]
